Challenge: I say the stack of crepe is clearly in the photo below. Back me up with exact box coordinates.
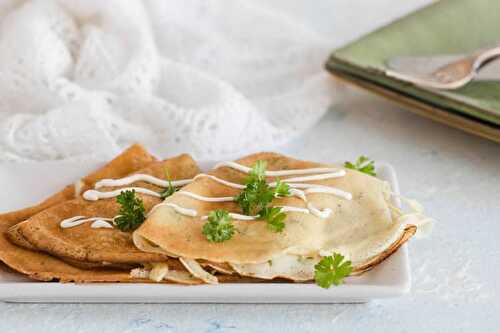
[0,145,428,285]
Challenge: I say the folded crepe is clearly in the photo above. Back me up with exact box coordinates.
[0,144,156,223]
[134,152,427,283]
[8,154,201,268]
[0,149,429,285]
[0,144,221,283]
[0,144,160,282]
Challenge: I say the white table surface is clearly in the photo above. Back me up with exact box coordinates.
[1,0,498,332]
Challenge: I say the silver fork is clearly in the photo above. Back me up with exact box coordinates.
[385,45,500,90]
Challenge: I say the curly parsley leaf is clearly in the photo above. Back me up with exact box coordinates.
[235,160,292,231]
[235,161,292,215]
[159,168,177,199]
[273,179,290,197]
[202,209,235,243]
[235,161,274,215]
[344,156,376,176]
[236,179,275,215]
[314,253,353,289]
[248,160,266,182]
[259,206,286,233]
[115,190,146,231]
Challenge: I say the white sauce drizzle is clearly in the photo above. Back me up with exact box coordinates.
[68,161,352,230]
[60,216,114,229]
[201,213,258,221]
[194,174,245,189]
[60,216,86,228]
[95,174,192,189]
[214,161,341,177]
[284,183,352,200]
[194,174,350,202]
[225,213,258,221]
[83,187,161,201]
[90,220,114,229]
[149,202,198,217]
[197,205,329,221]
[177,191,234,202]
[276,170,346,183]
[277,206,311,214]
[288,188,307,201]
[306,203,332,219]
[148,162,352,220]
[165,203,198,217]
[304,186,353,201]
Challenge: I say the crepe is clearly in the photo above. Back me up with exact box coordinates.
[0,145,238,283]
[0,148,428,285]
[0,144,160,281]
[8,154,201,267]
[0,144,156,223]
[134,152,423,282]
[229,225,416,281]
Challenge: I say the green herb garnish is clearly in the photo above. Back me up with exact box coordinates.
[314,253,353,289]
[234,161,291,232]
[249,160,266,182]
[235,177,274,215]
[114,190,146,231]
[344,156,376,176]
[273,179,290,198]
[235,161,273,215]
[259,206,286,233]
[202,209,235,243]
[159,168,177,199]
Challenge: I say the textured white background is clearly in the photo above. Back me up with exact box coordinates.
[2,0,499,332]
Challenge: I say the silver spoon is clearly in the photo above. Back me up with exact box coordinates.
[385,45,500,90]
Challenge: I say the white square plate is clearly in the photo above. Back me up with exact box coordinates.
[0,160,410,303]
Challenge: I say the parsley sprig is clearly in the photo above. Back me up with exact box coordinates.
[202,209,235,242]
[344,156,376,176]
[114,190,146,231]
[258,206,286,232]
[314,253,353,289]
[273,179,290,197]
[159,168,177,199]
[234,161,290,232]
[235,161,273,215]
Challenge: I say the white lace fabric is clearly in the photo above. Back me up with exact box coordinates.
[0,0,339,161]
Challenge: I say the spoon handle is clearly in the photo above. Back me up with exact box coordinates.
[474,46,500,71]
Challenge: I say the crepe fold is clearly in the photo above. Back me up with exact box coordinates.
[134,152,420,281]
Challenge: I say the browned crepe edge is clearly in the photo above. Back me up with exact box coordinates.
[351,225,417,275]
[0,143,155,222]
[30,272,269,284]
[229,225,417,282]
[12,154,199,265]
[60,257,136,270]
[5,223,37,250]
[0,213,154,283]
[0,144,161,282]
